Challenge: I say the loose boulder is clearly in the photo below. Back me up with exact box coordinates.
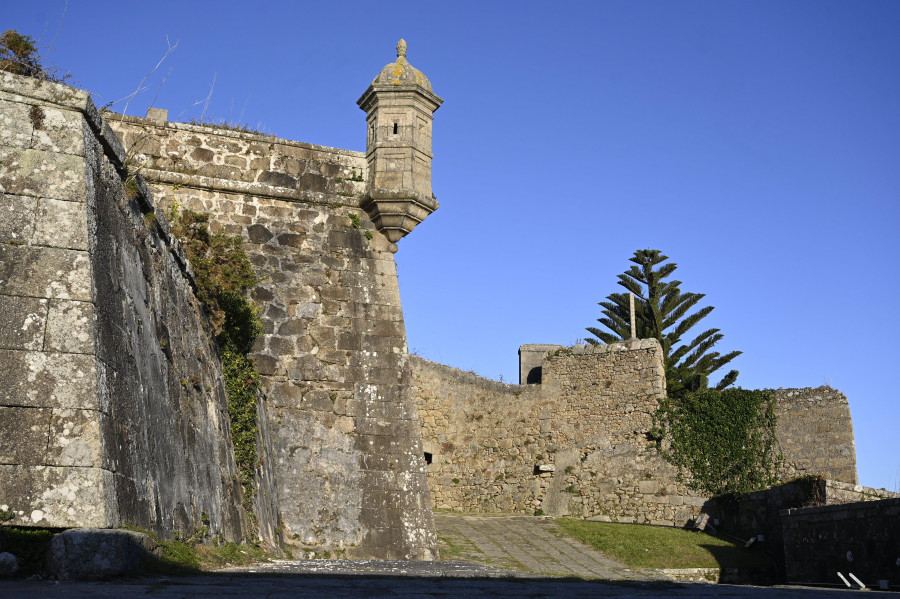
[0,552,19,577]
[45,528,158,580]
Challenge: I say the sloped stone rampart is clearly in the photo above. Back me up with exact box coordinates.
[107,113,438,559]
[413,340,707,525]
[0,71,247,540]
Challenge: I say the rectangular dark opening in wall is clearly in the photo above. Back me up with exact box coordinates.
[393,122,398,134]
[423,452,432,465]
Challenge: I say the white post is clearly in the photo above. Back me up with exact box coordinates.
[629,293,636,340]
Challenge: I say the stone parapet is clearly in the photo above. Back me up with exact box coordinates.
[107,112,366,205]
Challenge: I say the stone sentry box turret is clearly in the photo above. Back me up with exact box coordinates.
[358,39,443,249]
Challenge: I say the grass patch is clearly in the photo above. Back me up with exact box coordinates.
[119,526,276,574]
[436,533,478,561]
[555,519,774,571]
[0,526,57,575]
[149,539,276,574]
[195,541,274,569]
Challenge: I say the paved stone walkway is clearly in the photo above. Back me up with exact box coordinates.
[433,513,654,580]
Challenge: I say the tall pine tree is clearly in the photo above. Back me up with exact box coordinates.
[586,249,741,395]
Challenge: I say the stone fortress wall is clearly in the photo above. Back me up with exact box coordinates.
[0,71,249,540]
[772,386,858,484]
[104,108,437,559]
[0,40,876,564]
[414,340,706,525]
[0,54,440,560]
[414,340,863,526]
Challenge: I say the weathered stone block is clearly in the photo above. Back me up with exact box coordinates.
[0,72,92,113]
[44,299,94,354]
[45,528,158,580]
[0,245,91,301]
[0,192,37,244]
[33,197,89,250]
[0,96,34,148]
[30,104,85,156]
[0,406,52,465]
[0,295,47,350]
[47,409,103,467]
[0,147,85,202]
[0,350,97,409]
[0,465,114,527]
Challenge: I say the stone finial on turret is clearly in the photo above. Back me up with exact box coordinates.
[357,41,443,250]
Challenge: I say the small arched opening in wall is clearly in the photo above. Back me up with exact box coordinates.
[526,366,542,384]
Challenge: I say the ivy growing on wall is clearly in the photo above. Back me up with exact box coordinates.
[653,388,782,498]
[169,205,263,510]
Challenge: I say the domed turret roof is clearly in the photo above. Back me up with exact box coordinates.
[372,39,433,92]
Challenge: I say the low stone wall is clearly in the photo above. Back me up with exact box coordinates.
[781,497,900,586]
[773,387,857,484]
[823,479,898,504]
[413,340,706,526]
[712,478,896,582]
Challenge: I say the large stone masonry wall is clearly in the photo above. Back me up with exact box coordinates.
[772,387,857,484]
[108,112,437,559]
[414,340,864,527]
[413,340,707,526]
[0,72,247,540]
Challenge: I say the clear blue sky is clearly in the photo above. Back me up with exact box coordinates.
[8,1,899,491]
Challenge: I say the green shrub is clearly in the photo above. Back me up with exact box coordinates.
[0,30,67,82]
